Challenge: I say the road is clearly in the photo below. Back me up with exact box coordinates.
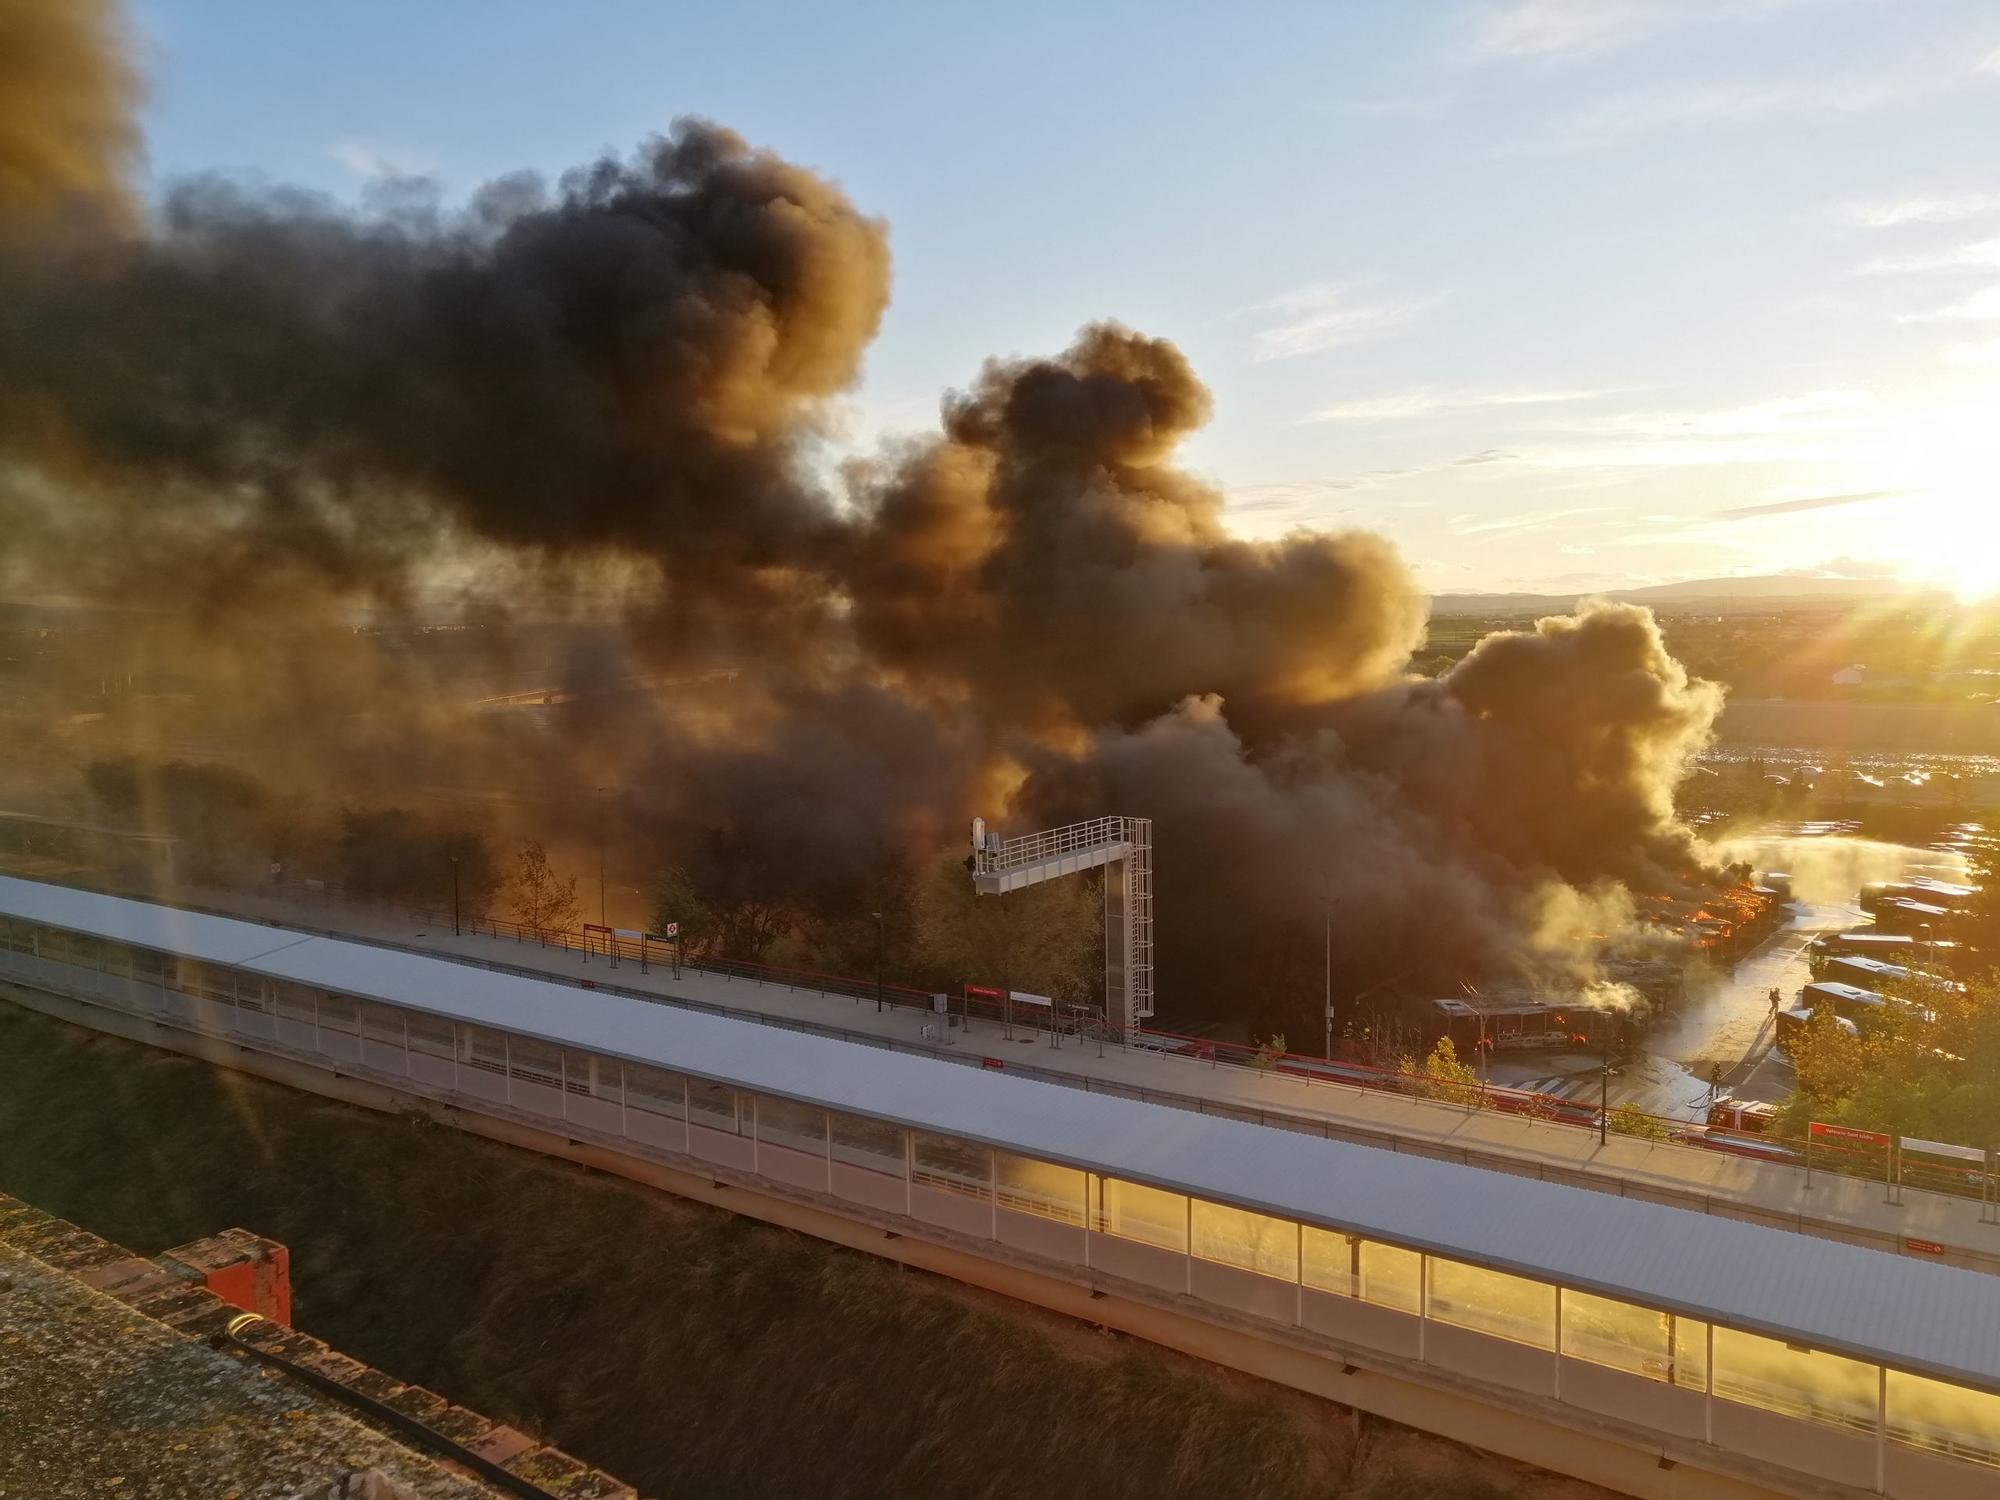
[1482,828,1970,1119]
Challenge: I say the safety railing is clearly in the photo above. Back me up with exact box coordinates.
[6,863,1995,1224]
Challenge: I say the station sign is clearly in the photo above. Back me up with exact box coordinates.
[1809,1121,1890,1147]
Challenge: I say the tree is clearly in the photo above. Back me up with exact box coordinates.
[1413,1037,1482,1108]
[1775,973,2000,1149]
[1607,1103,1670,1141]
[651,866,717,957]
[1250,1034,1288,1074]
[336,809,499,917]
[912,851,1100,1007]
[510,840,581,935]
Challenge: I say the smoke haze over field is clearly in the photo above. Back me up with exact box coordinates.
[0,1,1727,1018]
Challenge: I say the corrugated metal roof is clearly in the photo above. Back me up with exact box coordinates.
[6,874,1999,1392]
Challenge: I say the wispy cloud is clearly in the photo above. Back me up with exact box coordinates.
[1905,284,2000,321]
[1941,336,2000,367]
[1715,490,1896,519]
[329,138,437,183]
[1247,283,1439,361]
[1466,0,1821,65]
[1304,385,1631,423]
[1448,504,1616,538]
[1983,44,2000,75]
[1525,72,1909,152]
[1856,237,2000,274]
[1844,191,2000,228]
[1311,96,1445,120]
[1501,389,1877,470]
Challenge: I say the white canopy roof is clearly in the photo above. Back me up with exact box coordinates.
[5,873,1998,1392]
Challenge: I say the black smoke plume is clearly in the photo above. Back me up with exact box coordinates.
[0,2,1724,1026]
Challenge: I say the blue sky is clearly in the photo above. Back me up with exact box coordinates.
[128,0,2000,594]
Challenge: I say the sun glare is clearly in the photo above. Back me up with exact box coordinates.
[1877,409,2000,602]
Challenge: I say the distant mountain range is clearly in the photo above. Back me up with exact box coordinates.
[1431,574,1945,617]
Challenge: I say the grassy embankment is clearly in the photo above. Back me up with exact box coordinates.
[0,1002,1610,1500]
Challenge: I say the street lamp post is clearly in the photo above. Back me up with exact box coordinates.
[449,856,461,938]
[1323,893,1333,1061]
[1599,1029,1612,1147]
[872,910,885,1013]
[595,787,608,928]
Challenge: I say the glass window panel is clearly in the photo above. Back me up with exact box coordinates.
[1360,1242,1422,1314]
[1301,1226,1357,1297]
[1191,1200,1297,1281]
[235,975,271,1014]
[995,1153,1085,1225]
[38,929,69,963]
[407,1011,455,1059]
[455,1023,506,1074]
[100,943,134,977]
[360,1001,404,1044]
[624,1063,684,1117]
[178,960,232,1003]
[272,983,316,1023]
[830,1111,903,1173]
[558,1049,617,1098]
[1097,1178,1188,1254]
[913,1133,990,1197]
[66,934,105,969]
[127,946,168,983]
[688,1078,743,1134]
[1887,1369,2000,1469]
[508,1034,561,1087]
[1712,1328,1878,1433]
[318,993,359,1035]
[1427,1259,1556,1349]
[756,1094,826,1152]
[0,919,30,953]
[1562,1291,1707,1388]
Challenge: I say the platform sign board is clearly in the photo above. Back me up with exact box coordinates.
[1810,1121,1890,1146]
[1895,1134,1991,1209]
[1901,1135,1984,1163]
[1806,1120,1893,1190]
[1008,990,1054,1009]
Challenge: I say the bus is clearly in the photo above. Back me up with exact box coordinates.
[1819,953,1965,995]
[1800,980,1890,1022]
[1859,879,1979,914]
[1807,932,1960,973]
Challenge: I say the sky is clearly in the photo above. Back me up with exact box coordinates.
[125,0,2000,596]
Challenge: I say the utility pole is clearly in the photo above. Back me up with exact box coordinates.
[1323,892,1334,1061]
[595,786,608,927]
[872,910,885,1013]
[1599,1032,1611,1147]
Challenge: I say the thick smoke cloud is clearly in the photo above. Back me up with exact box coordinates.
[0,117,887,644]
[849,326,1428,730]
[0,1,1726,1021]
[0,0,137,226]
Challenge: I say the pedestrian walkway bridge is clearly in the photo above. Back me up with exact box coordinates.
[2,874,1997,1500]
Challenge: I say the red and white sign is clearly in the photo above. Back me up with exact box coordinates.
[1905,1238,1945,1256]
[1810,1121,1890,1147]
[965,984,1005,1000]
[663,922,680,938]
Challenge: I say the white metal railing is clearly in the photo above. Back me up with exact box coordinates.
[981,816,1135,873]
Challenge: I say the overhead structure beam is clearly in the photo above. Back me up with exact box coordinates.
[969,815,1153,1034]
